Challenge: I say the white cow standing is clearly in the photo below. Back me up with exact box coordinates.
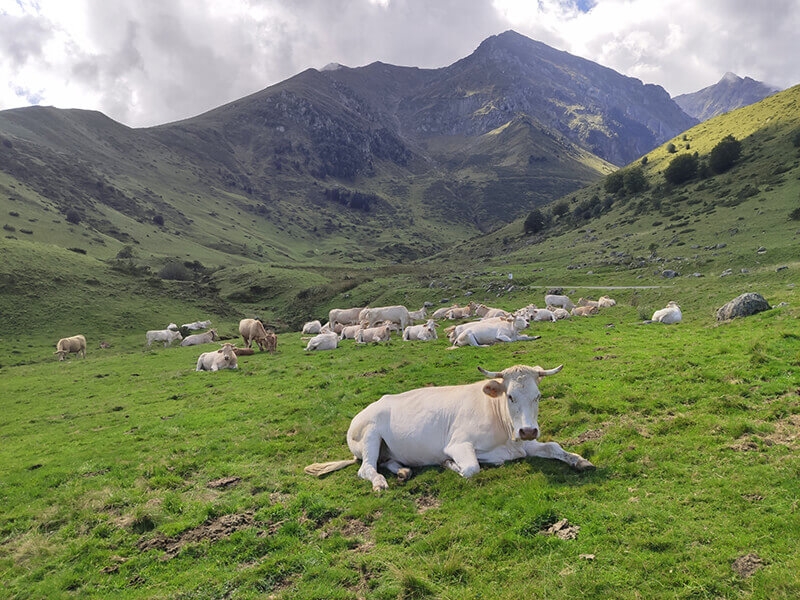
[305,364,595,491]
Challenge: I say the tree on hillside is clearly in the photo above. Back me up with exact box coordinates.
[664,153,698,185]
[604,171,624,194]
[708,135,742,174]
[523,208,549,234]
[623,166,649,194]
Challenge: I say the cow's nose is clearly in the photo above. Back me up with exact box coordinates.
[519,427,538,440]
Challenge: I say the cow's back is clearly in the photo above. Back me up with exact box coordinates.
[348,381,501,467]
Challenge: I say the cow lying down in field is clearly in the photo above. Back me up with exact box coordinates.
[305,364,595,491]
[196,343,238,371]
[447,315,540,348]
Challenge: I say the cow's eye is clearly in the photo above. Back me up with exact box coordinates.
[508,394,515,403]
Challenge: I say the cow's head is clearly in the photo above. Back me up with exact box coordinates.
[217,343,238,367]
[479,364,563,441]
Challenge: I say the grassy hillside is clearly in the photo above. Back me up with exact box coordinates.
[1,289,798,598]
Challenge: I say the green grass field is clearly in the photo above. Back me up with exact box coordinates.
[1,280,798,599]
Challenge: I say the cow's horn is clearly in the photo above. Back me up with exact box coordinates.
[539,365,563,377]
[478,366,501,378]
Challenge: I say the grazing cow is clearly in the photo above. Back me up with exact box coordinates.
[356,325,392,344]
[544,294,575,311]
[305,364,594,491]
[196,343,238,371]
[329,307,366,328]
[182,320,212,331]
[432,304,460,320]
[55,335,87,360]
[650,301,682,324]
[306,332,339,351]
[239,318,271,351]
[449,316,539,348]
[339,324,363,340]
[146,329,183,348]
[262,330,278,353]
[359,306,411,331]
[571,306,598,317]
[302,320,322,335]
[180,328,219,346]
[402,319,438,341]
[408,307,427,322]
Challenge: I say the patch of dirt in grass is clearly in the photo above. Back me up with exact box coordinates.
[541,518,580,540]
[415,494,441,513]
[321,517,375,553]
[207,476,241,489]
[762,414,800,449]
[731,415,800,452]
[732,553,764,578]
[569,428,604,445]
[137,512,255,560]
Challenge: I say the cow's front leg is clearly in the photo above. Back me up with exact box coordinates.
[443,442,480,478]
[354,426,389,491]
[523,440,595,471]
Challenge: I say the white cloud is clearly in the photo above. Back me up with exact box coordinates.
[0,0,797,127]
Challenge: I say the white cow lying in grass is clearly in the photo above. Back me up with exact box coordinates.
[402,319,438,341]
[356,325,391,344]
[650,301,682,324]
[196,343,238,371]
[448,316,539,348]
[305,364,594,491]
[302,320,322,334]
[305,332,339,351]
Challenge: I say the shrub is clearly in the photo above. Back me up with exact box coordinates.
[709,135,742,174]
[666,143,677,154]
[157,261,192,281]
[65,209,82,225]
[664,154,698,185]
[789,207,800,221]
[153,214,165,226]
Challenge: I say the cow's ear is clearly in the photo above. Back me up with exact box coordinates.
[483,380,505,398]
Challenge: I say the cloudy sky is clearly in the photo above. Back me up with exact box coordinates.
[1,0,798,128]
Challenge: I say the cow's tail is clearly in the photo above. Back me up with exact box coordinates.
[304,458,358,477]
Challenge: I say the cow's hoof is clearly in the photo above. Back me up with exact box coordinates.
[397,467,412,482]
[574,458,596,472]
[372,475,389,492]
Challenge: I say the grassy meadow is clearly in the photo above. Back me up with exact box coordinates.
[1,276,798,599]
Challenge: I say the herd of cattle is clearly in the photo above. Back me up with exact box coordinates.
[54,295,684,364]
[297,294,680,351]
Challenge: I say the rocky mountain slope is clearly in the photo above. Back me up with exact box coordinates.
[0,31,696,268]
[674,72,780,121]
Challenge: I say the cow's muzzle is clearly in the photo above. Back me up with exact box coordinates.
[519,427,539,441]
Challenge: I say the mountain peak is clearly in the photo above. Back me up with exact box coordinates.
[721,72,741,84]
